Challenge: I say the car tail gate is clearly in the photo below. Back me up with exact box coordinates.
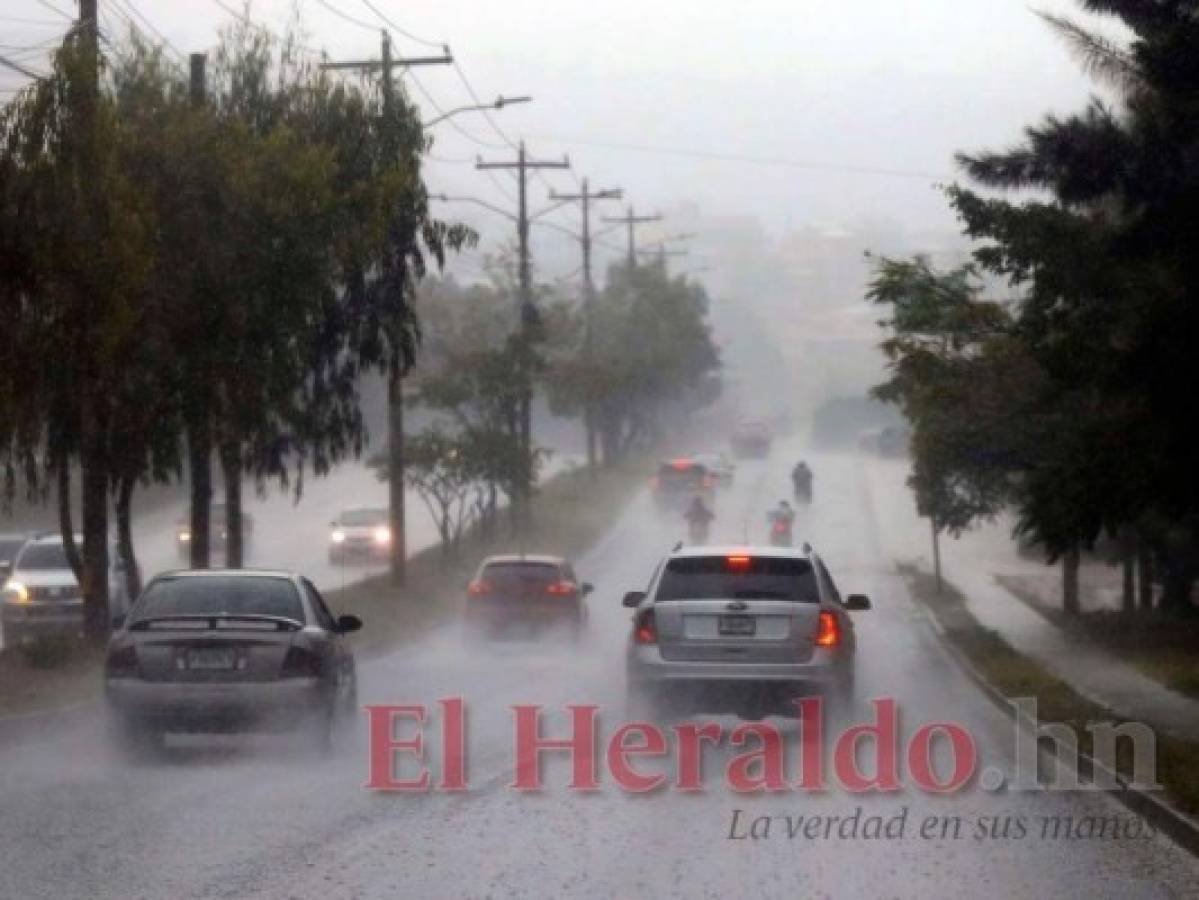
[650,555,823,663]
[477,562,572,605]
[129,621,299,682]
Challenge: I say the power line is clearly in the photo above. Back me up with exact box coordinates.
[529,133,949,181]
[109,0,187,62]
[0,53,47,80]
[32,0,72,20]
[315,0,379,32]
[357,0,445,50]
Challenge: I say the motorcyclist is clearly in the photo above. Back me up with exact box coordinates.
[791,461,813,502]
[684,495,715,544]
[768,500,796,546]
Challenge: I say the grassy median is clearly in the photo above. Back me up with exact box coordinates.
[328,455,650,656]
[0,456,650,718]
[901,565,1199,817]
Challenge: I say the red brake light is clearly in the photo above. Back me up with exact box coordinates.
[468,579,491,597]
[726,555,751,570]
[545,580,577,597]
[815,611,840,648]
[634,609,657,644]
[669,459,693,471]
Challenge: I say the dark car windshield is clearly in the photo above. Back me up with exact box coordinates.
[482,562,561,592]
[0,538,27,562]
[134,576,303,622]
[340,509,387,526]
[14,543,71,572]
[655,556,819,603]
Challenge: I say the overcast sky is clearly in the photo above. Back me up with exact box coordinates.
[2,1,1123,273]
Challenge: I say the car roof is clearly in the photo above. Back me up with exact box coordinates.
[152,568,299,580]
[667,544,811,561]
[481,554,567,567]
[338,507,387,517]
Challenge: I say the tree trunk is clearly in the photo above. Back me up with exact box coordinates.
[80,440,110,640]
[57,458,83,583]
[187,416,212,569]
[1062,545,1081,616]
[1137,539,1154,612]
[1120,526,1136,617]
[115,473,141,601]
[387,371,406,585]
[930,517,943,596]
[219,440,243,568]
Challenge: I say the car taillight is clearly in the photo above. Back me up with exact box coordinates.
[772,520,787,534]
[467,580,491,597]
[815,611,840,648]
[634,609,657,645]
[545,580,577,597]
[281,645,323,678]
[105,644,138,677]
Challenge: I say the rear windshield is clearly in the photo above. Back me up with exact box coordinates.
[340,509,387,526]
[482,562,561,590]
[134,576,303,622]
[655,556,819,603]
[658,463,707,484]
[15,543,71,571]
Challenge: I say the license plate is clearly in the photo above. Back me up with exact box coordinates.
[718,614,756,637]
[186,648,237,670]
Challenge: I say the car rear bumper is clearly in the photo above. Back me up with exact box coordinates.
[105,677,327,730]
[627,644,842,685]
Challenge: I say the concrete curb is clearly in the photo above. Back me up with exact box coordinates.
[909,575,1199,861]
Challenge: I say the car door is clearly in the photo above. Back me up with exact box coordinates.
[301,578,354,701]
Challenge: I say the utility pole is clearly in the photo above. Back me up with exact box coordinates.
[602,205,662,270]
[638,242,689,274]
[321,33,451,585]
[476,142,570,509]
[549,179,622,470]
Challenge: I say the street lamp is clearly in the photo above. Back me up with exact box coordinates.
[422,95,532,128]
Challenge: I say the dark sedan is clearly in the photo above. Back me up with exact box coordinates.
[105,570,361,755]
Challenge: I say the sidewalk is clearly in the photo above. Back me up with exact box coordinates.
[861,455,1199,744]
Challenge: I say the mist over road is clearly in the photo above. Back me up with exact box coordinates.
[0,439,1195,899]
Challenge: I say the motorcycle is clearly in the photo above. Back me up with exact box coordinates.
[793,478,812,503]
[769,515,794,547]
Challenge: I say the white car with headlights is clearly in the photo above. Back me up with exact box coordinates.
[329,508,391,564]
[1,534,131,646]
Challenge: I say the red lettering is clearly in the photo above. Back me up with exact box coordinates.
[795,695,825,791]
[510,705,599,791]
[439,697,468,791]
[726,721,787,792]
[364,704,430,791]
[832,698,900,793]
[907,722,977,794]
[674,721,724,791]
[608,722,667,792]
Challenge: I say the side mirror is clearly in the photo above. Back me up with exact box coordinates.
[581,582,594,597]
[845,594,872,611]
[337,614,363,634]
[622,591,646,609]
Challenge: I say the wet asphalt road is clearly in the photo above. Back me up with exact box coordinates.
[1,440,1198,899]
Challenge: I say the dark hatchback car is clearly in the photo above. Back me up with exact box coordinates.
[651,458,716,511]
[465,554,593,641]
[105,570,361,754]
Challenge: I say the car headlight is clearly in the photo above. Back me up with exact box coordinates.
[331,529,346,544]
[178,530,191,543]
[372,525,392,545]
[3,582,29,604]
